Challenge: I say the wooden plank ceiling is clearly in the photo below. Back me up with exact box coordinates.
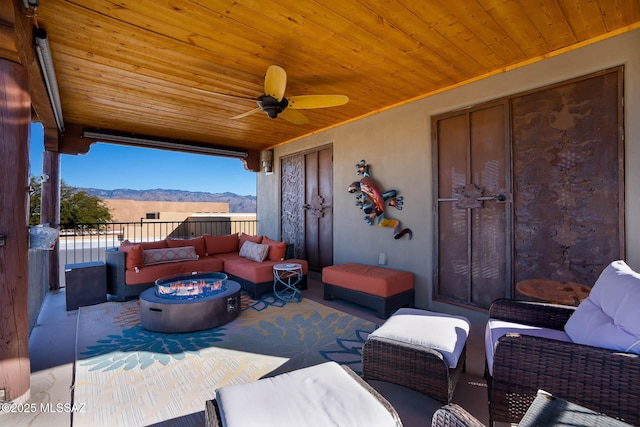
[25,0,640,169]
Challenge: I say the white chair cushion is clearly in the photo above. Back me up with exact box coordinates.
[564,260,640,353]
[368,308,470,369]
[216,362,400,427]
[485,319,572,376]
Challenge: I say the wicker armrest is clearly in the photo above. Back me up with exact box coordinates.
[363,335,465,404]
[205,399,221,427]
[431,403,485,427]
[491,333,640,425]
[488,298,575,330]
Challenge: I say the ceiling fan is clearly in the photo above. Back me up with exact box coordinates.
[194,65,349,125]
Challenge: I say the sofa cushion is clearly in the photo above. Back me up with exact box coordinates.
[210,252,244,263]
[486,319,572,376]
[204,233,239,255]
[564,260,640,354]
[262,236,287,262]
[143,246,199,266]
[140,239,168,250]
[223,257,279,283]
[125,257,224,285]
[239,233,263,249]
[238,240,269,263]
[166,237,206,258]
[119,240,143,270]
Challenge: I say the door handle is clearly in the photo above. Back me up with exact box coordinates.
[476,193,507,203]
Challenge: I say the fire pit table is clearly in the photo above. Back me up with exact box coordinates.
[140,271,241,333]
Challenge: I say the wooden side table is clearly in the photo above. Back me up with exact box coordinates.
[516,279,591,306]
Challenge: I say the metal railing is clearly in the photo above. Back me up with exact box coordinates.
[59,218,258,266]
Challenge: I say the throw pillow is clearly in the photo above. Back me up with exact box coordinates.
[204,233,239,255]
[262,236,287,261]
[239,233,263,249]
[238,240,269,263]
[167,237,206,258]
[143,246,198,266]
[119,240,143,270]
[564,260,640,354]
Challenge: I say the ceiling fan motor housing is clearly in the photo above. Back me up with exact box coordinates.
[258,95,288,118]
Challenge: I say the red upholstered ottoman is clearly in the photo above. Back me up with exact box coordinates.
[322,263,414,318]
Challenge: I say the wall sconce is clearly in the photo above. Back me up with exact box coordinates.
[23,0,39,9]
[260,150,274,174]
[0,234,7,247]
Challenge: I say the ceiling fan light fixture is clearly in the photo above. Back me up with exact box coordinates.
[258,95,288,119]
[223,65,348,124]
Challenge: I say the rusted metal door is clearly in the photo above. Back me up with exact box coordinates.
[281,146,333,270]
[433,69,623,310]
[433,102,511,309]
[511,68,624,287]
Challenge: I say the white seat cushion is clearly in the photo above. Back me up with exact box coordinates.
[485,319,572,376]
[368,308,470,368]
[564,260,640,353]
[216,362,400,427]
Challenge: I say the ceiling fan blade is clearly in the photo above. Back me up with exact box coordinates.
[192,87,256,101]
[287,94,349,109]
[230,106,262,120]
[279,108,309,125]
[264,65,287,101]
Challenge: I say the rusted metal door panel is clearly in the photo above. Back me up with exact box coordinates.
[316,147,334,269]
[434,103,511,309]
[436,114,470,302]
[281,154,305,259]
[511,69,623,287]
[281,147,334,270]
[469,106,510,308]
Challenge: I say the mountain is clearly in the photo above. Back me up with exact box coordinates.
[80,188,256,213]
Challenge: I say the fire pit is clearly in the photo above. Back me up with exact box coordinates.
[140,272,241,333]
[155,271,228,300]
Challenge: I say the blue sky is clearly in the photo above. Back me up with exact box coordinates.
[29,123,257,196]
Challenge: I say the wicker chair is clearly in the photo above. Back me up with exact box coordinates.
[431,404,485,427]
[486,298,640,426]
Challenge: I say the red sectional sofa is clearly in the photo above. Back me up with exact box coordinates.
[105,233,308,300]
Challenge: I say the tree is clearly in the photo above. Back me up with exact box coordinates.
[29,177,112,227]
[29,176,41,226]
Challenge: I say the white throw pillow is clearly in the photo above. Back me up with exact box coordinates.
[564,260,640,353]
[238,240,269,263]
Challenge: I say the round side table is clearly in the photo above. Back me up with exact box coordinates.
[273,263,303,302]
[516,279,591,306]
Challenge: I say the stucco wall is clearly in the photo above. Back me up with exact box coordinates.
[28,249,49,335]
[257,29,640,319]
[104,199,229,222]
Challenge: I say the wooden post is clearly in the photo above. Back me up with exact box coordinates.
[0,58,31,402]
[41,147,60,290]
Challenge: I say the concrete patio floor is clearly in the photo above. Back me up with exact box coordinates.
[3,271,494,427]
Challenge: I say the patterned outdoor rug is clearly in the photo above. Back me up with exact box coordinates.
[73,293,378,427]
